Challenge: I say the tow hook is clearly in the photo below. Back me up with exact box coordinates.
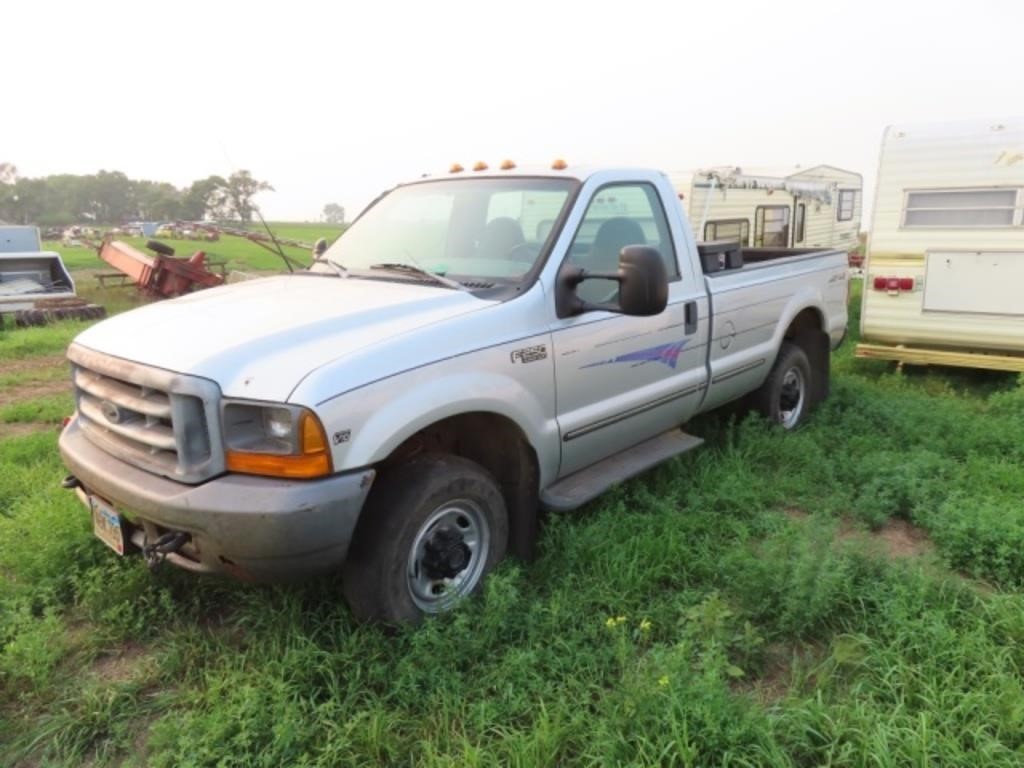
[143,531,190,570]
[61,474,82,490]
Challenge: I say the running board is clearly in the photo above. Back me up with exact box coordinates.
[540,429,704,512]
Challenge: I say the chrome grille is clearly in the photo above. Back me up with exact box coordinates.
[68,344,223,484]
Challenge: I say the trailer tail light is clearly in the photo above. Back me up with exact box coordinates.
[872,276,915,292]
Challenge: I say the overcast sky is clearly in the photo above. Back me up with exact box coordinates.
[4,0,1022,223]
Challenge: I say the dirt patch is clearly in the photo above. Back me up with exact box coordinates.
[785,509,934,562]
[874,518,934,559]
[0,422,56,440]
[735,641,826,704]
[0,354,68,376]
[837,517,934,560]
[0,378,72,408]
[91,642,153,684]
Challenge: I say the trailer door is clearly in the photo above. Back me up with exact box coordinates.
[924,250,1024,316]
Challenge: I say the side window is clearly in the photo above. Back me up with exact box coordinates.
[795,203,806,243]
[704,218,750,246]
[568,183,679,303]
[902,188,1017,227]
[754,205,791,248]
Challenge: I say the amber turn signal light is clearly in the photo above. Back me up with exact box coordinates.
[226,412,332,479]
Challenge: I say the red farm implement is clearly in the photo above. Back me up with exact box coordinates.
[98,239,225,298]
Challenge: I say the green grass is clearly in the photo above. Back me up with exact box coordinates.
[0,320,95,362]
[2,279,1024,766]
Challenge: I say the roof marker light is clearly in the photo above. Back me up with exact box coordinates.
[473,161,488,171]
[500,159,516,170]
[449,163,464,173]
[551,158,568,170]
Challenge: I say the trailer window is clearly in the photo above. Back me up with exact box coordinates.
[754,206,790,248]
[703,218,749,246]
[795,203,806,243]
[903,189,1018,227]
[837,190,857,222]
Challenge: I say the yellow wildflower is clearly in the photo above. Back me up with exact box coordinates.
[658,675,670,687]
[639,618,652,633]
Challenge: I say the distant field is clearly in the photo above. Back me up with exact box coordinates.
[49,221,346,273]
[2,278,1024,766]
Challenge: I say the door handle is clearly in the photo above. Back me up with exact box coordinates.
[684,301,698,335]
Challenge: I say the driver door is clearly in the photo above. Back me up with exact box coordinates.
[549,182,708,477]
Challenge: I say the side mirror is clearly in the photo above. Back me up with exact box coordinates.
[616,245,669,316]
[556,244,669,318]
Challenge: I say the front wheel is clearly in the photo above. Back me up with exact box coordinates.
[342,454,508,624]
[751,342,812,430]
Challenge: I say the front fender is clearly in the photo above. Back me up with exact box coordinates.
[320,368,560,486]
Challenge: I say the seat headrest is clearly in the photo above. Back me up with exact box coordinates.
[480,217,525,258]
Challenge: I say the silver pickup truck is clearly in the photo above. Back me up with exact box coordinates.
[59,163,848,622]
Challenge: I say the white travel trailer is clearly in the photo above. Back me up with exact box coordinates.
[856,118,1024,371]
[674,165,862,253]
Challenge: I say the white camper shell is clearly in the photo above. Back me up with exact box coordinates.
[856,118,1024,371]
[674,165,862,253]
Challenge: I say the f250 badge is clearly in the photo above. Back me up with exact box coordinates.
[510,344,548,364]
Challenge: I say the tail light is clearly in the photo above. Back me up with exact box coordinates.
[872,276,915,292]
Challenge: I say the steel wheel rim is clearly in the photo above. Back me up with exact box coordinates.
[778,367,805,429]
[407,498,490,613]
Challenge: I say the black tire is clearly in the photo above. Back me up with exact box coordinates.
[146,239,175,256]
[750,341,812,430]
[342,453,509,624]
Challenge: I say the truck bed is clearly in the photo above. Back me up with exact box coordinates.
[697,240,842,275]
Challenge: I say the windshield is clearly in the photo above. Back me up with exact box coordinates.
[322,177,577,284]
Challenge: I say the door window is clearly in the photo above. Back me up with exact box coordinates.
[837,190,858,222]
[568,183,679,303]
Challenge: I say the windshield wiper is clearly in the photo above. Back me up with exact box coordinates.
[312,256,348,277]
[369,262,467,291]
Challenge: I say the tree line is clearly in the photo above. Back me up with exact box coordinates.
[0,162,272,226]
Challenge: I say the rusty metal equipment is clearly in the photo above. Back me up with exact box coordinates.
[98,239,225,298]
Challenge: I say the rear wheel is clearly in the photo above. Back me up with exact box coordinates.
[342,453,508,624]
[751,342,812,430]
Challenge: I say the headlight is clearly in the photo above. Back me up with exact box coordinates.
[222,402,332,479]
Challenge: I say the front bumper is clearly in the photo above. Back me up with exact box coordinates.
[59,418,375,581]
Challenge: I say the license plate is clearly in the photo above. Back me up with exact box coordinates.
[90,495,126,555]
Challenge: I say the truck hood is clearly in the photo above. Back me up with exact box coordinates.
[74,274,494,401]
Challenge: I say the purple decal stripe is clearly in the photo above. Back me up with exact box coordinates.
[581,339,689,370]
